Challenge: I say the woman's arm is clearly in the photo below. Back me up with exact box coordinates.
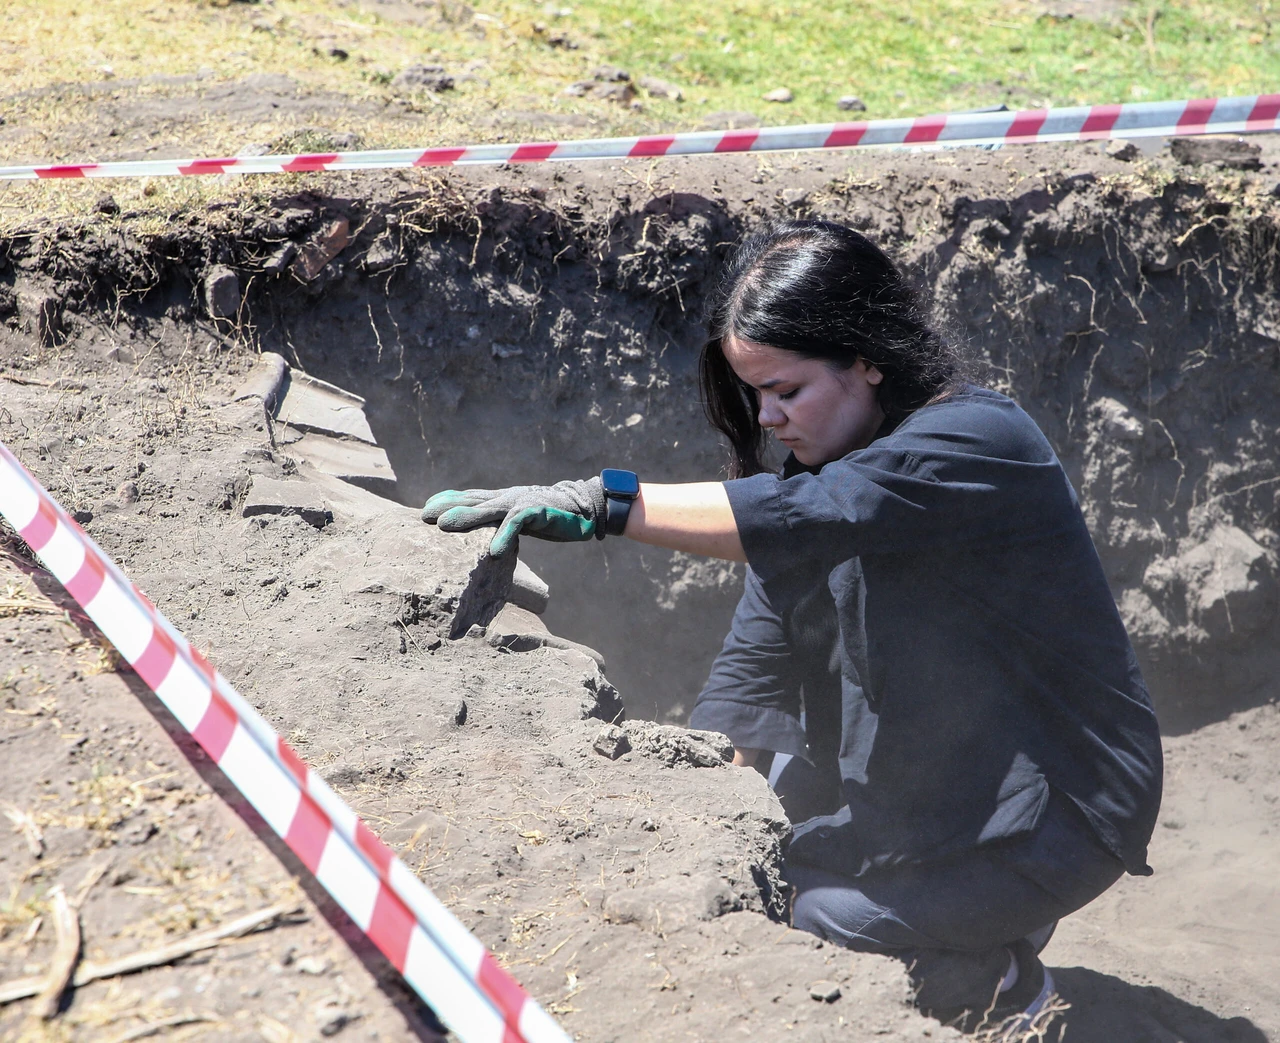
[624,482,746,562]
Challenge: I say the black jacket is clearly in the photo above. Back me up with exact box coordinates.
[690,386,1162,878]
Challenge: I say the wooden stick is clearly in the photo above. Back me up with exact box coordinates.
[32,885,81,1020]
[109,1013,216,1043]
[0,901,303,1006]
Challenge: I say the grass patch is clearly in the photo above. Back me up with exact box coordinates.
[0,1,1274,224]
[0,1,1274,136]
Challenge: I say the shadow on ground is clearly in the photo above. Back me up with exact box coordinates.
[1052,967,1266,1043]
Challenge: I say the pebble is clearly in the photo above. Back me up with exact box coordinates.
[809,980,842,1002]
[453,699,468,726]
[592,724,631,760]
[1105,140,1140,162]
[763,87,794,103]
[837,95,867,112]
[296,955,331,975]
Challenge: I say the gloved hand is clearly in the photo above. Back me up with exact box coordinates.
[422,477,607,557]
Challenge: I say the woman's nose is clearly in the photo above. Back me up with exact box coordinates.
[757,399,784,429]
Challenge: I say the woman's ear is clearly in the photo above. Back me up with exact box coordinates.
[859,358,885,386]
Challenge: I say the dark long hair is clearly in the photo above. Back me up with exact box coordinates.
[700,220,964,477]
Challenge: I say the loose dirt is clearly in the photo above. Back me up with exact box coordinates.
[3,135,1280,1043]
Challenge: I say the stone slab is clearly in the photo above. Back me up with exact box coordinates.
[241,475,333,528]
[510,558,550,614]
[274,371,375,444]
[281,430,397,492]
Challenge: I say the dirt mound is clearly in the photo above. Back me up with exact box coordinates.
[3,143,1279,1041]
[7,146,1279,733]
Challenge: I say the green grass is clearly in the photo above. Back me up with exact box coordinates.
[0,0,1275,225]
[0,0,1275,136]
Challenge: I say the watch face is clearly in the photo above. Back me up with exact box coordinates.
[601,468,640,498]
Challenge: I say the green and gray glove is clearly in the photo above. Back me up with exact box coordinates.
[422,478,607,557]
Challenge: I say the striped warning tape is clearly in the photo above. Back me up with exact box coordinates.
[0,440,568,1043]
[1,93,1276,181]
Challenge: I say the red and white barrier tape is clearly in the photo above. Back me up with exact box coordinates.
[2,93,1277,181]
[0,441,568,1043]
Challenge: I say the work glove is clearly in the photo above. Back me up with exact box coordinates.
[422,478,607,557]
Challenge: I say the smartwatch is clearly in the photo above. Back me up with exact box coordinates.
[600,468,640,537]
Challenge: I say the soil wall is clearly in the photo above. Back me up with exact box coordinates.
[4,147,1280,732]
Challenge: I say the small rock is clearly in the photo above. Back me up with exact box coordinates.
[292,217,351,282]
[592,65,631,82]
[296,955,331,975]
[94,193,121,215]
[1161,817,1186,830]
[593,724,632,760]
[19,292,62,347]
[71,509,93,525]
[203,265,241,320]
[393,63,454,92]
[637,75,683,101]
[781,187,808,206]
[837,95,867,112]
[491,342,524,359]
[465,623,487,639]
[640,818,657,831]
[453,700,468,726]
[1105,139,1140,162]
[762,87,794,103]
[222,586,236,597]
[809,980,842,1002]
[260,575,278,586]
[262,242,297,276]
[565,79,636,104]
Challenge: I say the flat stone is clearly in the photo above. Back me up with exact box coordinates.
[837,95,866,112]
[809,980,842,1002]
[510,558,550,614]
[1105,139,1140,162]
[486,602,606,669]
[293,217,351,282]
[273,371,375,444]
[241,476,332,528]
[762,87,794,103]
[280,430,397,493]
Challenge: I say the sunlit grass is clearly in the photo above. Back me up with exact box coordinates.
[0,0,1274,225]
[0,0,1274,135]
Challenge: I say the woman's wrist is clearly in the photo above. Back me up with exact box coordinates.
[623,482,746,562]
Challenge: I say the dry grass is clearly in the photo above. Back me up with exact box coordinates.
[0,0,1276,227]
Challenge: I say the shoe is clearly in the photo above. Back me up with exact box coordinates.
[925,940,1057,1037]
[976,940,1057,1039]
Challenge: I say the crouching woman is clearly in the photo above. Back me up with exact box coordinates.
[423,220,1163,1033]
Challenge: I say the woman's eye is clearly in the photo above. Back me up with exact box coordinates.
[779,388,799,401]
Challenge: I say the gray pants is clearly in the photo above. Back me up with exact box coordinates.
[765,753,1125,1012]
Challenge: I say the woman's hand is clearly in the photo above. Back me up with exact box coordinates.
[732,746,762,768]
[423,479,607,557]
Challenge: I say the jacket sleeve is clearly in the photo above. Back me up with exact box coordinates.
[723,399,1079,583]
[688,567,809,760]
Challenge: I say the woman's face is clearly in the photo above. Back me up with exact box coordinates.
[723,335,885,467]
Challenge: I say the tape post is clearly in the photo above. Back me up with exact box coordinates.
[0,440,569,1043]
[0,93,1276,182]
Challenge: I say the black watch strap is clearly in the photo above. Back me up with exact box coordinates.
[604,495,633,537]
[600,469,639,537]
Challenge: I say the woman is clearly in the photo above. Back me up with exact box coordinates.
[422,221,1163,1033]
